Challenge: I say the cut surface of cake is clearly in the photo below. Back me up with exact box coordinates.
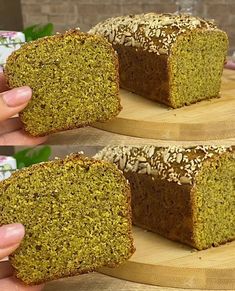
[0,154,134,284]
[4,29,121,136]
[90,13,228,108]
[95,145,235,250]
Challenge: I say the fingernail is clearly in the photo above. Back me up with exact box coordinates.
[2,86,32,107]
[0,223,25,248]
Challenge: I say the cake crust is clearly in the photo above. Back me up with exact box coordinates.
[90,13,228,108]
[89,13,218,55]
[95,145,235,250]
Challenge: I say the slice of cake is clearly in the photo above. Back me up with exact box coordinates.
[0,154,134,284]
[4,29,121,136]
[95,145,235,250]
[89,13,228,108]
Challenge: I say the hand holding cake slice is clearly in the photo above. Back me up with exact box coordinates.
[4,29,121,137]
[0,154,134,284]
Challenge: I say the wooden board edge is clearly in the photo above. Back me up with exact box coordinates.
[98,262,235,290]
[93,118,235,141]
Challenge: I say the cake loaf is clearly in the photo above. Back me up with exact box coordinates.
[4,29,121,136]
[0,154,134,284]
[95,145,235,250]
[89,13,228,108]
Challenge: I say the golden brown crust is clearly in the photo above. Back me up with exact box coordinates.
[115,44,172,106]
[127,170,235,251]
[90,14,228,108]
[95,146,235,250]
[89,13,218,55]
[125,152,235,250]
[125,172,195,247]
[95,146,233,186]
[114,29,226,107]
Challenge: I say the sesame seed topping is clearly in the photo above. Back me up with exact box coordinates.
[94,145,231,185]
[89,13,217,55]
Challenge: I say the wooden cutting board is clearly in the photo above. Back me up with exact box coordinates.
[99,227,235,290]
[94,69,235,141]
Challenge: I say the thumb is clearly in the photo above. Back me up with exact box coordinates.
[224,60,235,70]
[0,224,25,259]
[0,277,44,291]
[0,87,32,122]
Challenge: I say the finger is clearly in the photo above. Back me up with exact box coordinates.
[0,73,9,92]
[224,61,235,70]
[0,244,21,261]
[0,130,48,146]
[0,117,22,135]
[0,224,25,260]
[0,87,32,122]
[0,276,44,291]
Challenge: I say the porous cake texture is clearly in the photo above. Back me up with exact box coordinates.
[0,154,134,284]
[4,29,121,136]
[90,13,228,108]
[95,145,235,250]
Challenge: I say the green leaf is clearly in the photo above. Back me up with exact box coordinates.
[14,146,52,169]
[13,148,32,169]
[23,23,54,42]
[30,146,52,164]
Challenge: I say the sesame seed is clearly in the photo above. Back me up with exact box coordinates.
[89,13,217,55]
[94,145,230,186]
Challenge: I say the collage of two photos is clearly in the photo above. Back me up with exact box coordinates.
[0,1,235,291]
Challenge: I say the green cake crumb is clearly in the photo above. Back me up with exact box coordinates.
[0,154,134,285]
[4,29,121,136]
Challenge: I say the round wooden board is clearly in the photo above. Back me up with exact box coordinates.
[94,69,235,141]
[99,227,235,290]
